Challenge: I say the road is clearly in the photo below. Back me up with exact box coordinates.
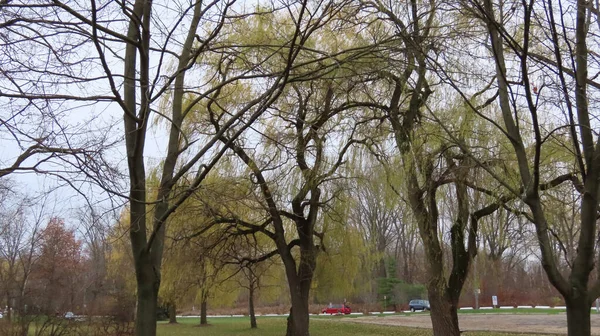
[344,313,600,334]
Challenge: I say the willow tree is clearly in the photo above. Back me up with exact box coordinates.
[312,193,373,303]
[182,5,388,335]
[357,1,526,334]
[207,77,380,336]
[346,163,421,300]
[361,1,468,334]
[461,0,600,334]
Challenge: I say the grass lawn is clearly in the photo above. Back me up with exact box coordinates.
[157,316,552,336]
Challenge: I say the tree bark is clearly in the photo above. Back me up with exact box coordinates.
[249,286,257,328]
[168,302,177,324]
[286,302,310,336]
[200,298,208,325]
[566,296,591,336]
[284,279,311,336]
[134,274,158,336]
[283,246,313,336]
[429,287,461,336]
[489,257,501,304]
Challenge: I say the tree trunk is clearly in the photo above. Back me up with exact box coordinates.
[283,242,316,336]
[134,277,158,336]
[490,257,501,306]
[285,285,311,336]
[283,253,312,336]
[286,308,294,336]
[566,296,591,336]
[429,289,460,336]
[286,304,310,336]
[200,299,208,325]
[6,290,12,322]
[168,302,177,324]
[249,286,257,328]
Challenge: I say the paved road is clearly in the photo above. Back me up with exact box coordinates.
[344,313,600,335]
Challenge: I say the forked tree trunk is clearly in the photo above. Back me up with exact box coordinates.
[429,288,460,336]
[477,1,599,336]
[124,0,203,334]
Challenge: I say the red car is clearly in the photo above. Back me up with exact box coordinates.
[321,304,351,315]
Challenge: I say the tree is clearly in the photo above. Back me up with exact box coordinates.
[213,77,382,335]
[33,218,83,314]
[312,193,374,305]
[357,0,478,334]
[183,5,386,335]
[460,0,600,334]
[0,195,29,321]
[0,2,317,335]
[224,231,279,329]
[160,181,243,326]
[0,190,49,322]
[105,213,137,322]
[352,167,400,280]
[348,163,422,301]
[478,205,533,301]
[77,205,113,316]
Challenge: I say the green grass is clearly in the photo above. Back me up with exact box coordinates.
[157,316,555,336]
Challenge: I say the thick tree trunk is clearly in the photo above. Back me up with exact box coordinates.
[286,303,310,336]
[429,289,460,336]
[200,299,208,325]
[286,308,293,336]
[249,286,257,328]
[134,277,158,336]
[168,302,177,324]
[566,296,591,336]
[283,257,312,336]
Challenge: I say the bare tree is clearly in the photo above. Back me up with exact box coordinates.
[456,0,600,334]
[224,234,273,329]
[0,1,317,335]
[0,190,49,327]
[77,205,113,315]
[0,198,29,321]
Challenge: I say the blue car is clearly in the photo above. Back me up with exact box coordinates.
[409,299,430,312]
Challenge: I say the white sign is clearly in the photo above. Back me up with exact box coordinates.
[492,296,498,306]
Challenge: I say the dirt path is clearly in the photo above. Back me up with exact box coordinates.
[343,313,600,335]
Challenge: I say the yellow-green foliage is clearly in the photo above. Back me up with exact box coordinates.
[312,194,374,302]
[159,169,278,309]
[106,210,136,297]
